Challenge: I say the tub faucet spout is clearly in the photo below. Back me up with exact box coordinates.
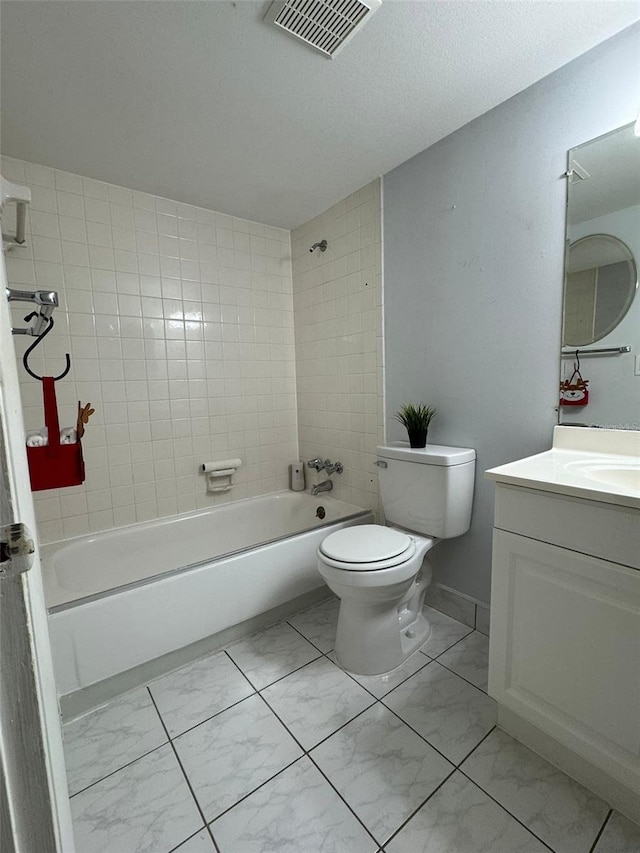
[311,479,333,495]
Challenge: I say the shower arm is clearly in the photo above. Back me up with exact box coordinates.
[1,176,31,248]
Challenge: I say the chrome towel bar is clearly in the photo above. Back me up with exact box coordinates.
[561,346,631,357]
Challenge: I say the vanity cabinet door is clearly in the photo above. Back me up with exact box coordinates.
[489,529,640,793]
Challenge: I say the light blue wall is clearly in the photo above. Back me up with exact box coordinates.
[383,24,640,604]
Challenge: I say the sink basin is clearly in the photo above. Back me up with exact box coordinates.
[571,462,640,494]
[485,426,640,509]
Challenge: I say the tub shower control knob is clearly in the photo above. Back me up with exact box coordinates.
[324,460,344,475]
[307,458,325,471]
[0,523,35,578]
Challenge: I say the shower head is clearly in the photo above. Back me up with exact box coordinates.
[309,239,327,253]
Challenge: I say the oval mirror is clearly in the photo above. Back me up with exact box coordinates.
[562,234,637,347]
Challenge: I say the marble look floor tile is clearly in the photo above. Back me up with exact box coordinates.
[174,694,302,822]
[262,656,375,749]
[593,811,640,852]
[172,829,216,852]
[383,661,496,764]
[63,687,167,796]
[461,727,609,853]
[287,596,339,652]
[437,631,489,691]
[311,703,454,845]
[348,650,430,698]
[71,744,202,853]
[420,606,474,657]
[386,770,550,853]
[211,756,377,853]
[149,650,254,736]
[226,621,321,689]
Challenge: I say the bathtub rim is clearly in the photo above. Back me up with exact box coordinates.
[41,489,361,551]
[46,495,371,613]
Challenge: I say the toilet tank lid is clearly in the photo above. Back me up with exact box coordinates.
[377,442,475,466]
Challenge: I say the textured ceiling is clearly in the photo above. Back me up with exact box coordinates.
[1,1,639,228]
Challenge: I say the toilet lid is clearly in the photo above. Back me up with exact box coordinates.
[320,525,413,566]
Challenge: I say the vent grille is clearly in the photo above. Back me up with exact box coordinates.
[266,0,381,58]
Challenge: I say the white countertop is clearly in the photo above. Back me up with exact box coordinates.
[485,427,640,510]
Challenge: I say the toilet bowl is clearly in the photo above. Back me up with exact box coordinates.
[317,524,435,675]
[316,442,476,676]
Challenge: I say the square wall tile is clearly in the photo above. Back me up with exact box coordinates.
[9,158,296,543]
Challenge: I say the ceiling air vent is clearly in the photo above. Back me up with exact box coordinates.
[265,0,381,59]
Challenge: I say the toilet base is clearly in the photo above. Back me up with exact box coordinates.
[334,571,432,676]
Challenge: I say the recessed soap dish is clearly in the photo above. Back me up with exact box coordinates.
[200,458,242,494]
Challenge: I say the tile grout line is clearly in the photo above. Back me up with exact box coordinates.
[427,632,492,694]
[379,701,470,771]
[225,644,380,753]
[285,617,336,654]
[305,750,384,848]
[457,724,615,853]
[420,624,476,660]
[428,626,481,658]
[205,754,305,826]
[431,657,489,695]
[379,766,458,849]
[167,827,216,853]
[150,682,258,741]
[67,739,169,799]
[309,638,495,775]
[332,649,433,701]
[587,809,613,853]
[455,723,563,851]
[455,724,496,767]
[224,645,324,692]
[146,687,221,853]
[199,685,380,847]
[225,651,383,847]
[456,766,557,853]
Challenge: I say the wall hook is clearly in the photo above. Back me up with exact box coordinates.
[22,313,71,381]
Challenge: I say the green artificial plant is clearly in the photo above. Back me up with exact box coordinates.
[394,403,437,448]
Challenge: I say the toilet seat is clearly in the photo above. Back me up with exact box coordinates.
[319,524,415,571]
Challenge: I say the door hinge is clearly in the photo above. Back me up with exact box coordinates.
[0,523,35,578]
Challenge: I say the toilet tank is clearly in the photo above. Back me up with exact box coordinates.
[376,442,476,538]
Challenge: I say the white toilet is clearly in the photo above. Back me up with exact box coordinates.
[317,442,475,675]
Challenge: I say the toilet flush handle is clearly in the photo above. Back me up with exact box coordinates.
[374,460,387,468]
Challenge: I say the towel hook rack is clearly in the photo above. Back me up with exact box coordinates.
[22,313,71,381]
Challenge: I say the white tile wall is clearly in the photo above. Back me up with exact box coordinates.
[3,157,298,542]
[291,180,383,515]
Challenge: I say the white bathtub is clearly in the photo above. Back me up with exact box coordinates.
[41,492,372,696]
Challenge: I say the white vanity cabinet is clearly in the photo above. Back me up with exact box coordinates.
[486,428,640,821]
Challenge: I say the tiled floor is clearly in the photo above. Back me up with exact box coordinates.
[63,600,640,853]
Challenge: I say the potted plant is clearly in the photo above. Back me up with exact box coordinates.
[394,403,437,448]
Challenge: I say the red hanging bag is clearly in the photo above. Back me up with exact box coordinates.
[27,377,85,491]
